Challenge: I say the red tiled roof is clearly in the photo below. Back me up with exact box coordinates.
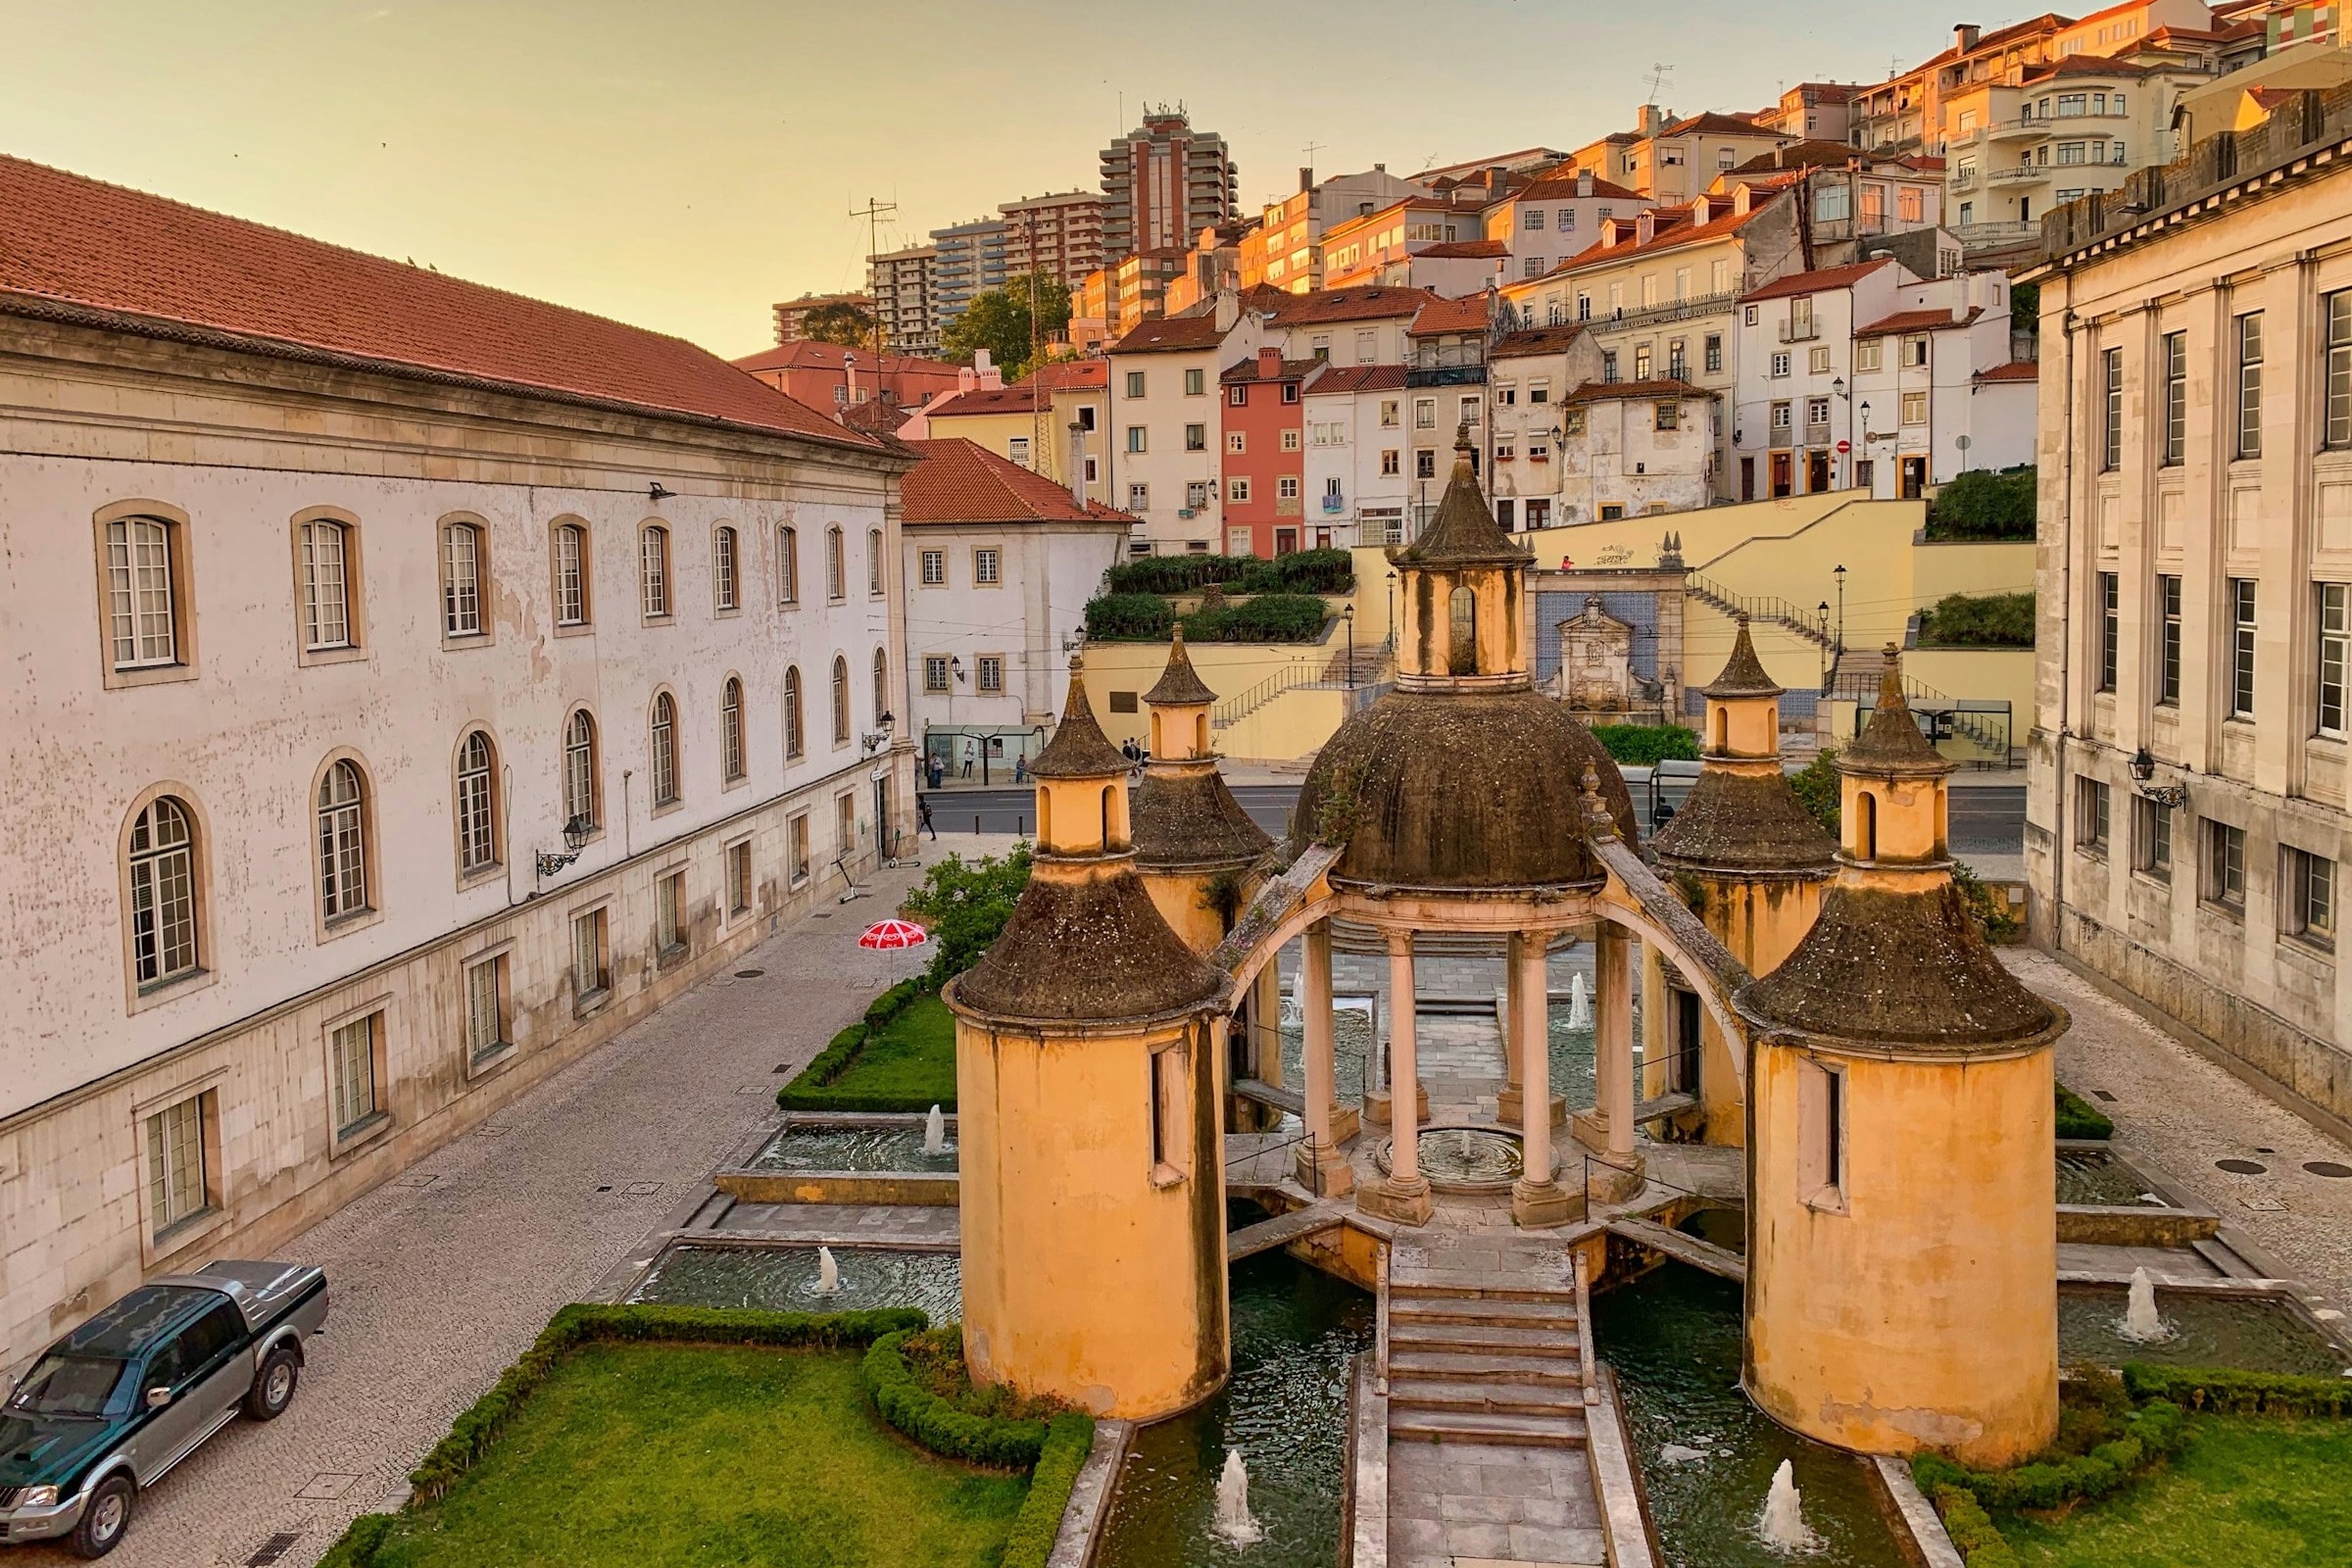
[1975,360,2040,382]
[1855,306,1984,337]
[2023,53,2155,81]
[902,439,1132,525]
[0,155,872,450]
[1302,365,1410,393]
[922,385,1058,419]
[1108,313,1233,354]
[1256,284,1441,326]
[731,340,956,375]
[1661,111,1778,138]
[1491,325,1588,359]
[1563,377,1714,405]
[1016,358,1110,390]
[1409,292,1494,336]
[1725,139,1868,176]
[1548,196,1782,274]
[1413,239,1508,260]
[1741,259,1900,304]
[1517,169,1647,202]
[1221,356,1325,384]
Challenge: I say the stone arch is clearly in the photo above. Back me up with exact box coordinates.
[1592,889,1752,1086]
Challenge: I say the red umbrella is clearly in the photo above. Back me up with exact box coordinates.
[858,917,930,950]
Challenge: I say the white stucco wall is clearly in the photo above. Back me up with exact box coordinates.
[902,519,1125,745]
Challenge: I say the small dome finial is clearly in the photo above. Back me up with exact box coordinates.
[1581,764,1618,840]
[1453,421,1475,458]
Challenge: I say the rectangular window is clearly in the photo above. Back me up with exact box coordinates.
[1185,480,1209,508]
[1415,398,1437,429]
[465,954,508,1063]
[1903,335,1930,368]
[1228,477,1251,503]
[1704,334,1723,373]
[1228,385,1248,407]
[573,907,609,1000]
[2231,578,2258,718]
[2329,292,2352,450]
[2287,848,2336,947]
[1125,425,1147,453]
[657,869,687,955]
[1380,400,1399,427]
[329,1012,380,1136]
[976,655,1004,693]
[1149,1043,1186,1179]
[728,840,754,916]
[2157,574,2181,706]
[300,520,352,649]
[2152,331,2185,466]
[924,655,950,692]
[443,524,482,634]
[1282,383,1300,406]
[2101,347,2124,470]
[1128,482,1150,509]
[1007,436,1031,466]
[1654,402,1679,431]
[1855,338,1882,372]
[1380,450,1400,476]
[1281,428,1301,452]
[1185,422,1206,451]
[2097,571,2120,692]
[145,1095,210,1236]
[2236,312,2264,459]
[1277,475,1299,499]
[789,813,810,885]
[920,549,946,586]
[2321,583,2349,737]
[1601,351,1619,383]
[1808,346,1832,374]
[974,548,1001,585]
[105,515,178,669]
[1125,369,1146,398]
[1183,368,1204,396]
[2077,777,2111,852]
[1771,351,1791,378]
[1459,395,1480,427]
[1415,451,1437,479]
[2135,797,2174,880]
[2208,821,2248,909]
[1901,391,1930,426]
[1227,431,1247,454]
[776,526,798,606]
[1797,1056,1844,1207]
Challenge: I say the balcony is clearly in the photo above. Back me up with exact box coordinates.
[1407,364,1487,387]
[1987,118,2050,144]
[1951,220,2040,248]
[1590,289,1742,335]
[1988,165,2050,185]
[1949,170,1979,192]
[1778,320,1821,344]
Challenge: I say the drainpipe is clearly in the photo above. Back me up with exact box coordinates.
[2049,278,2078,956]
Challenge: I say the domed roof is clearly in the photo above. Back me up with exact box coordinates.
[1134,768,1273,869]
[1651,767,1838,874]
[1289,688,1639,891]
[949,867,1228,1024]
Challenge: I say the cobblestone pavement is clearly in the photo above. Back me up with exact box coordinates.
[18,862,936,1568]
[2009,947,2352,1309]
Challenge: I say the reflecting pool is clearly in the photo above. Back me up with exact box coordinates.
[626,1243,963,1323]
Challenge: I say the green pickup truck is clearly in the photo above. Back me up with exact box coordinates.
[0,1260,328,1558]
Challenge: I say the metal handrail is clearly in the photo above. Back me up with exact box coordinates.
[1685,572,1835,650]
[1210,654,1327,729]
[1375,1245,1392,1396]
[1573,1250,1598,1408]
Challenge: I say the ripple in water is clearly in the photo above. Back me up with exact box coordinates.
[626,1244,963,1323]
[746,1125,958,1173]
[2057,1284,2349,1375]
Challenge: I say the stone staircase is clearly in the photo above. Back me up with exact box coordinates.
[1386,1278,1592,1448]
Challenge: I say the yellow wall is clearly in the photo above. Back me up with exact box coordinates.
[1746,1039,2057,1466]
[1904,648,2035,732]
[1141,866,1228,955]
[956,1005,1229,1419]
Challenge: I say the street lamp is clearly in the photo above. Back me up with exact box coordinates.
[537,813,594,879]
[1858,402,1873,492]
[1819,601,1832,686]
[2130,746,2188,808]
[1344,604,1357,691]
[1834,564,1847,657]
[1386,569,1397,647]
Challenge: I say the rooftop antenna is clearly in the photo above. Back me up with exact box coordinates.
[1302,138,1327,172]
[1645,62,1675,107]
[850,196,898,361]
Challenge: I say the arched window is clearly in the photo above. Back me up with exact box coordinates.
[318,760,368,919]
[867,527,884,595]
[1855,791,1877,861]
[564,710,600,829]
[721,677,746,781]
[778,525,800,605]
[826,525,846,601]
[650,692,679,805]
[442,521,484,637]
[104,515,178,669]
[128,797,199,985]
[1446,584,1478,675]
[831,655,851,745]
[456,729,498,872]
[300,518,353,650]
[1101,783,1114,846]
[713,525,739,612]
[872,648,889,729]
[783,667,806,760]
[640,525,670,618]
[1711,705,1728,754]
[554,523,589,626]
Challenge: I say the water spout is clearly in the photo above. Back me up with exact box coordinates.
[1756,1459,1820,1552]
[1212,1449,1264,1546]
[1567,972,1593,1030]
[2119,1266,2171,1343]
[925,1104,948,1156]
[814,1245,841,1296]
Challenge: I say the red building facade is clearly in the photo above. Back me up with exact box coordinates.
[1219,347,1319,557]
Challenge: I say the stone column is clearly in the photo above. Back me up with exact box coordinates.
[1587,920,1646,1203]
[1512,927,1580,1227]
[1497,930,1527,1125]
[1253,962,1285,1088]
[1501,931,1565,1131]
[1296,920,1354,1198]
[1358,929,1432,1224]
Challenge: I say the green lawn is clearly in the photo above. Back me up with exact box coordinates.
[824,995,957,1105]
[374,1342,1026,1568]
[2002,1416,2352,1568]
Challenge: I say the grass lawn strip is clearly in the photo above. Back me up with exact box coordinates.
[373,1343,1026,1568]
[1999,1415,2352,1568]
[822,993,957,1103]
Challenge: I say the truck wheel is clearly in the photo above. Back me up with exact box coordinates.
[244,1346,301,1420]
[69,1473,133,1559]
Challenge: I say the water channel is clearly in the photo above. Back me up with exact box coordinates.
[745,1123,959,1173]
[626,1242,964,1322]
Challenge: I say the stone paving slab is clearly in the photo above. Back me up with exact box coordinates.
[1389,1440,1605,1568]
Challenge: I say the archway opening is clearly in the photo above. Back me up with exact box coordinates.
[1447,585,1478,675]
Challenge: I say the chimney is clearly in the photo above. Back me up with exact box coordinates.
[957,366,976,393]
[1578,169,1593,197]
[1954,23,1980,51]
[1257,346,1283,379]
[1637,103,1664,138]
[845,352,859,407]
[1299,166,1314,192]
[1068,420,1089,509]
[1213,286,1240,331]
[1374,162,1386,172]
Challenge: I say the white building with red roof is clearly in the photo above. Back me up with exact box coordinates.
[1104,295,1265,554]
[0,153,918,1362]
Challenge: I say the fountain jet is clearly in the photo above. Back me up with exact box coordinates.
[925,1103,948,1156]
[1567,972,1593,1029]
[2119,1265,2170,1343]
[1212,1449,1264,1546]
[815,1245,841,1296]
[1757,1459,1821,1552]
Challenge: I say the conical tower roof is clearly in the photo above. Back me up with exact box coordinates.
[1144,627,1218,708]
[1391,428,1530,567]
[1700,616,1784,699]
[1029,657,1128,779]
[1840,647,1947,777]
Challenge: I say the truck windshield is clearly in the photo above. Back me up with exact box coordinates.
[7,1353,132,1420]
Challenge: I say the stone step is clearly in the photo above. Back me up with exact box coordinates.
[1390,1319,1583,1354]
[1390,1281,1579,1306]
[1387,1378,1590,1417]
[1389,1406,1590,1447]
[1390,1294,1582,1332]
[1388,1348,1585,1387]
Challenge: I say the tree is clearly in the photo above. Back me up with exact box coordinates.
[801,301,878,348]
[941,273,1072,381]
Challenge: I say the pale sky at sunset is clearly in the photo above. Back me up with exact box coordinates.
[5,1,1943,357]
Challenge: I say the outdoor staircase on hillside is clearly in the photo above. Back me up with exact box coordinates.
[1685,572,1833,650]
[1825,648,2012,759]
[1211,631,1395,730]
[1385,1276,1593,1448]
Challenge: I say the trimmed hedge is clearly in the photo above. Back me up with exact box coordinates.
[1913,1398,2186,1514]
[2123,1362,2352,1417]
[408,1303,925,1503]
[1591,723,1700,766]
[861,1329,1051,1468]
[1106,549,1354,596]
[1918,591,2034,648]
[778,980,935,1112]
[1931,1484,2022,1568]
[2056,1083,2115,1140]
[315,1513,397,1568]
[1182,593,1329,644]
[1002,1413,1099,1568]
[1083,592,1177,640]
[1926,466,2036,541]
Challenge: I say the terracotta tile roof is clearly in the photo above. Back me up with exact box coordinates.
[1408,292,1494,336]
[902,438,1132,525]
[922,384,1059,419]
[1725,139,1869,176]
[1413,239,1508,260]
[2023,53,2155,81]
[1661,111,1778,138]
[0,154,873,450]
[838,395,917,439]
[1563,377,1714,405]
[1517,169,1647,202]
[1255,284,1440,327]
[1108,313,1233,354]
[1491,324,1588,359]
[1855,306,1984,337]
[1016,358,1109,390]
[1975,360,2040,382]
[731,341,956,375]
[1220,356,1324,384]
[1547,196,1781,274]
[1302,364,1410,393]
[1741,259,1900,303]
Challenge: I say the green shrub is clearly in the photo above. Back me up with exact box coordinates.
[902,844,1033,987]
[1182,593,1329,643]
[2123,1363,2352,1418]
[408,1303,925,1503]
[1914,1397,2186,1515]
[861,1330,1051,1468]
[1104,549,1353,596]
[1953,860,2022,942]
[1919,592,2035,648]
[2056,1082,2115,1140]
[1927,466,2037,541]
[1790,748,1840,837]
[1590,723,1700,765]
[1932,1484,2023,1568]
[1083,592,1176,640]
[1001,1413,1098,1568]
[316,1513,398,1568]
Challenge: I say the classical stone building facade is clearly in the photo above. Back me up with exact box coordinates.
[0,155,917,1367]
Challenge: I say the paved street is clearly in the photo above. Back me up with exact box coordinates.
[16,868,933,1568]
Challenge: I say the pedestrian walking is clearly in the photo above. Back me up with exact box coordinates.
[917,795,937,840]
